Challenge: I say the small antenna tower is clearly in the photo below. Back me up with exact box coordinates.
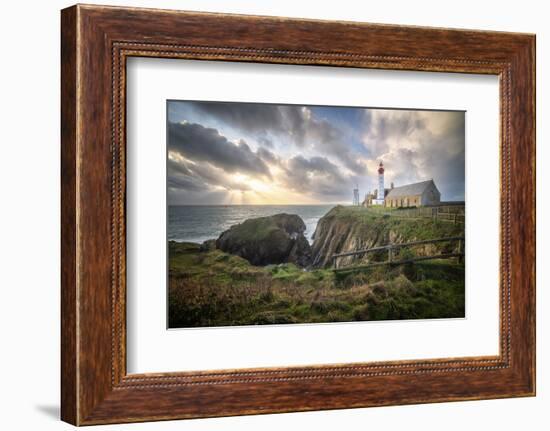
[352,184,360,206]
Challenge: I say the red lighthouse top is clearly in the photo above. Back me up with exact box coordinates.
[378,161,384,175]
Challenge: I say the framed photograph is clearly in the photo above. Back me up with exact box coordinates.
[61,4,535,425]
[165,100,466,330]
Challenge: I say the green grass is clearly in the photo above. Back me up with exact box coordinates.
[168,241,465,328]
[324,205,463,241]
[221,217,279,241]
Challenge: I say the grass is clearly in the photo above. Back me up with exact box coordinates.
[323,205,463,241]
[168,241,465,328]
[219,216,280,242]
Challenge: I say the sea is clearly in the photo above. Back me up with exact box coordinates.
[168,205,335,245]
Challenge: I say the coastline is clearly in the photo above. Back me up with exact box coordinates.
[168,203,336,245]
[168,206,465,328]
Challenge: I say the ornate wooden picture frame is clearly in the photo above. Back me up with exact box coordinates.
[61,4,535,425]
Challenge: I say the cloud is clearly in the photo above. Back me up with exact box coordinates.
[256,147,280,165]
[167,101,465,204]
[362,110,426,158]
[361,110,465,200]
[282,155,350,198]
[167,174,207,192]
[257,136,274,148]
[168,158,252,194]
[186,101,309,142]
[305,115,367,175]
[168,121,271,179]
[183,101,368,175]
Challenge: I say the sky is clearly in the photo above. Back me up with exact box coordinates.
[167,100,465,205]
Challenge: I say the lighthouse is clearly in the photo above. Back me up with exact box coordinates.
[374,161,385,205]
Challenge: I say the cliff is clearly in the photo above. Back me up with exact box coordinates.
[216,213,311,267]
[168,207,466,327]
[311,206,464,268]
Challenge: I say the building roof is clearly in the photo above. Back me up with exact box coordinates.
[385,180,436,199]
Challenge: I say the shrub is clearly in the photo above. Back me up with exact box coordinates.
[168,243,465,327]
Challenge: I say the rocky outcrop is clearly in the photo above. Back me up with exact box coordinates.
[216,213,311,267]
[199,239,217,252]
[311,206,464,268]
[310,206,376,268]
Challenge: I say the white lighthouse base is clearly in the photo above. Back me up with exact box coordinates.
[372,199,385,206]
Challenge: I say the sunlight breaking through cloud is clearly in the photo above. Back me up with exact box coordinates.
[167,101,465,205]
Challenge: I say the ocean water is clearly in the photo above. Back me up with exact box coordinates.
[168,205,335,245]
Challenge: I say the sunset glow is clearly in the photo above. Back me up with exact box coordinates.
[167,101,465,205]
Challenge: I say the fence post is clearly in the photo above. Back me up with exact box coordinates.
[388,244,393,264]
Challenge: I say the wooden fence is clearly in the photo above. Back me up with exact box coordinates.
[370,205,465,225]
[332,236,464,272]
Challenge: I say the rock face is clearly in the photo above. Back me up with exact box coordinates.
[311,206,373,268]
[199,239,217,252]
[311,205,464,268]
[216,213,312,267]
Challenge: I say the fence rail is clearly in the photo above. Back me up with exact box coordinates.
[368,205,465,224]
[332,236,464,272]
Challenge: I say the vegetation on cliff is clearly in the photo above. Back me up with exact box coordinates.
[216,213,311,267]
[311,205,464,268]
[168,238,465,328]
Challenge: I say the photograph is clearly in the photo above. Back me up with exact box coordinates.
[167,100,466,328]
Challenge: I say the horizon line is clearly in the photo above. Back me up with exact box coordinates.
[168,203,347,206]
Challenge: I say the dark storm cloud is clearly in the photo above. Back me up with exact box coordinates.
[168,121,271,179]
[307,117,366,175]
[184,101,367,175]
[167,101,465,204]
[256,147,280,165]
[167,159,205,193]
[167,174,207,192]
[167,158,252,194]
[186,101,308,140]
[167,158,193,176]
[287,155,342,175]
[282,155,349,197]
[191,161,253,192]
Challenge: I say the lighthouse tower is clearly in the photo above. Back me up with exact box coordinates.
[375,161,385,205]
